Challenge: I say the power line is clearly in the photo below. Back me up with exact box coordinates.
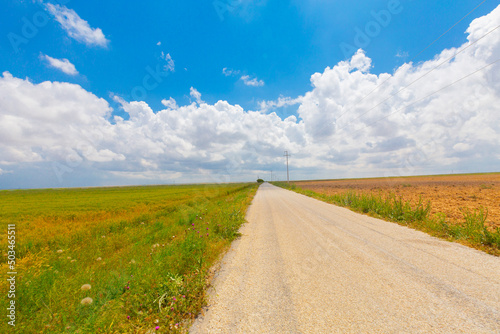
[349,58,500,134]
[336,24,500,132]
[408,0,489,64]
[335,0,490,122]
[284,151,290,184]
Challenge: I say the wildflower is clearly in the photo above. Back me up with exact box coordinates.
[67,256,71,260]
[80,297,93,305]
[81,284,91,291]
[182,295,185,298]
[127,316,130,320]
[155,326,160,330]
[101,235,106,238]
[71,259,76,263]
[130,259,136,264]
[57,249,63,253]
[154,319,159,324]
[96,257,102,261]
[192,223,195,226]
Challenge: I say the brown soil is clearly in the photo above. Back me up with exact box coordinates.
[295,173,500,229]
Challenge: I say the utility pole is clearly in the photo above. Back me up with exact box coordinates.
[284,151,290,184]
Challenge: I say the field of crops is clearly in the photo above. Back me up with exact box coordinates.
[295,173,500,229]
[274,173,500,255]
[0,183,258,333]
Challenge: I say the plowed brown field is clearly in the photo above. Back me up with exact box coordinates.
[295,173,500,229]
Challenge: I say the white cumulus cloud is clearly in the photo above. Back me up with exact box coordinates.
[259,95,303,113]
[223,68,264,87]
[161,52,175,72]
[1,5,500,188]
[161,97,178,109]
[190,87,203,104]
[45,4,109,47]
[40,54,78,75]
[222,68,240,76]
[241,75,265,87]
[0,71,117,164]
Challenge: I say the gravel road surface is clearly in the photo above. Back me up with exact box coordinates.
[190,183,500,333]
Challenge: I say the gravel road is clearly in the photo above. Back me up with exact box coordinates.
[190,183,500,333]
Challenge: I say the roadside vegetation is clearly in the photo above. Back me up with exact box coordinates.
[0,183,258,333]
[273,182,500,256]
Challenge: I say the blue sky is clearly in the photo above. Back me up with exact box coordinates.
[3,0,497,112]
[1,0,500,188]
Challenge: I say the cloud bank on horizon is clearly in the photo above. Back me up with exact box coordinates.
[1,5,499,188]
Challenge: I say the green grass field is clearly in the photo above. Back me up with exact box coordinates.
[0,183,258,333]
